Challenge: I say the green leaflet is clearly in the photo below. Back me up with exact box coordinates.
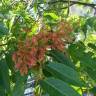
[12,73,26,96]
[49,50,75,69]
[44,61,85,87]
[40,77,81,96]
[0,59,10,94]
[0,23,8,37]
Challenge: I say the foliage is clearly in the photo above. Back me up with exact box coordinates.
[0,0,96,96]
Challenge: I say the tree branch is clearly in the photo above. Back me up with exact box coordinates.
[39,3,74,11]
[67,0,70,16]
[48,0,96,9]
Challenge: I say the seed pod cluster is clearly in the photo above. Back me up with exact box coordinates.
[12,21,73,75]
